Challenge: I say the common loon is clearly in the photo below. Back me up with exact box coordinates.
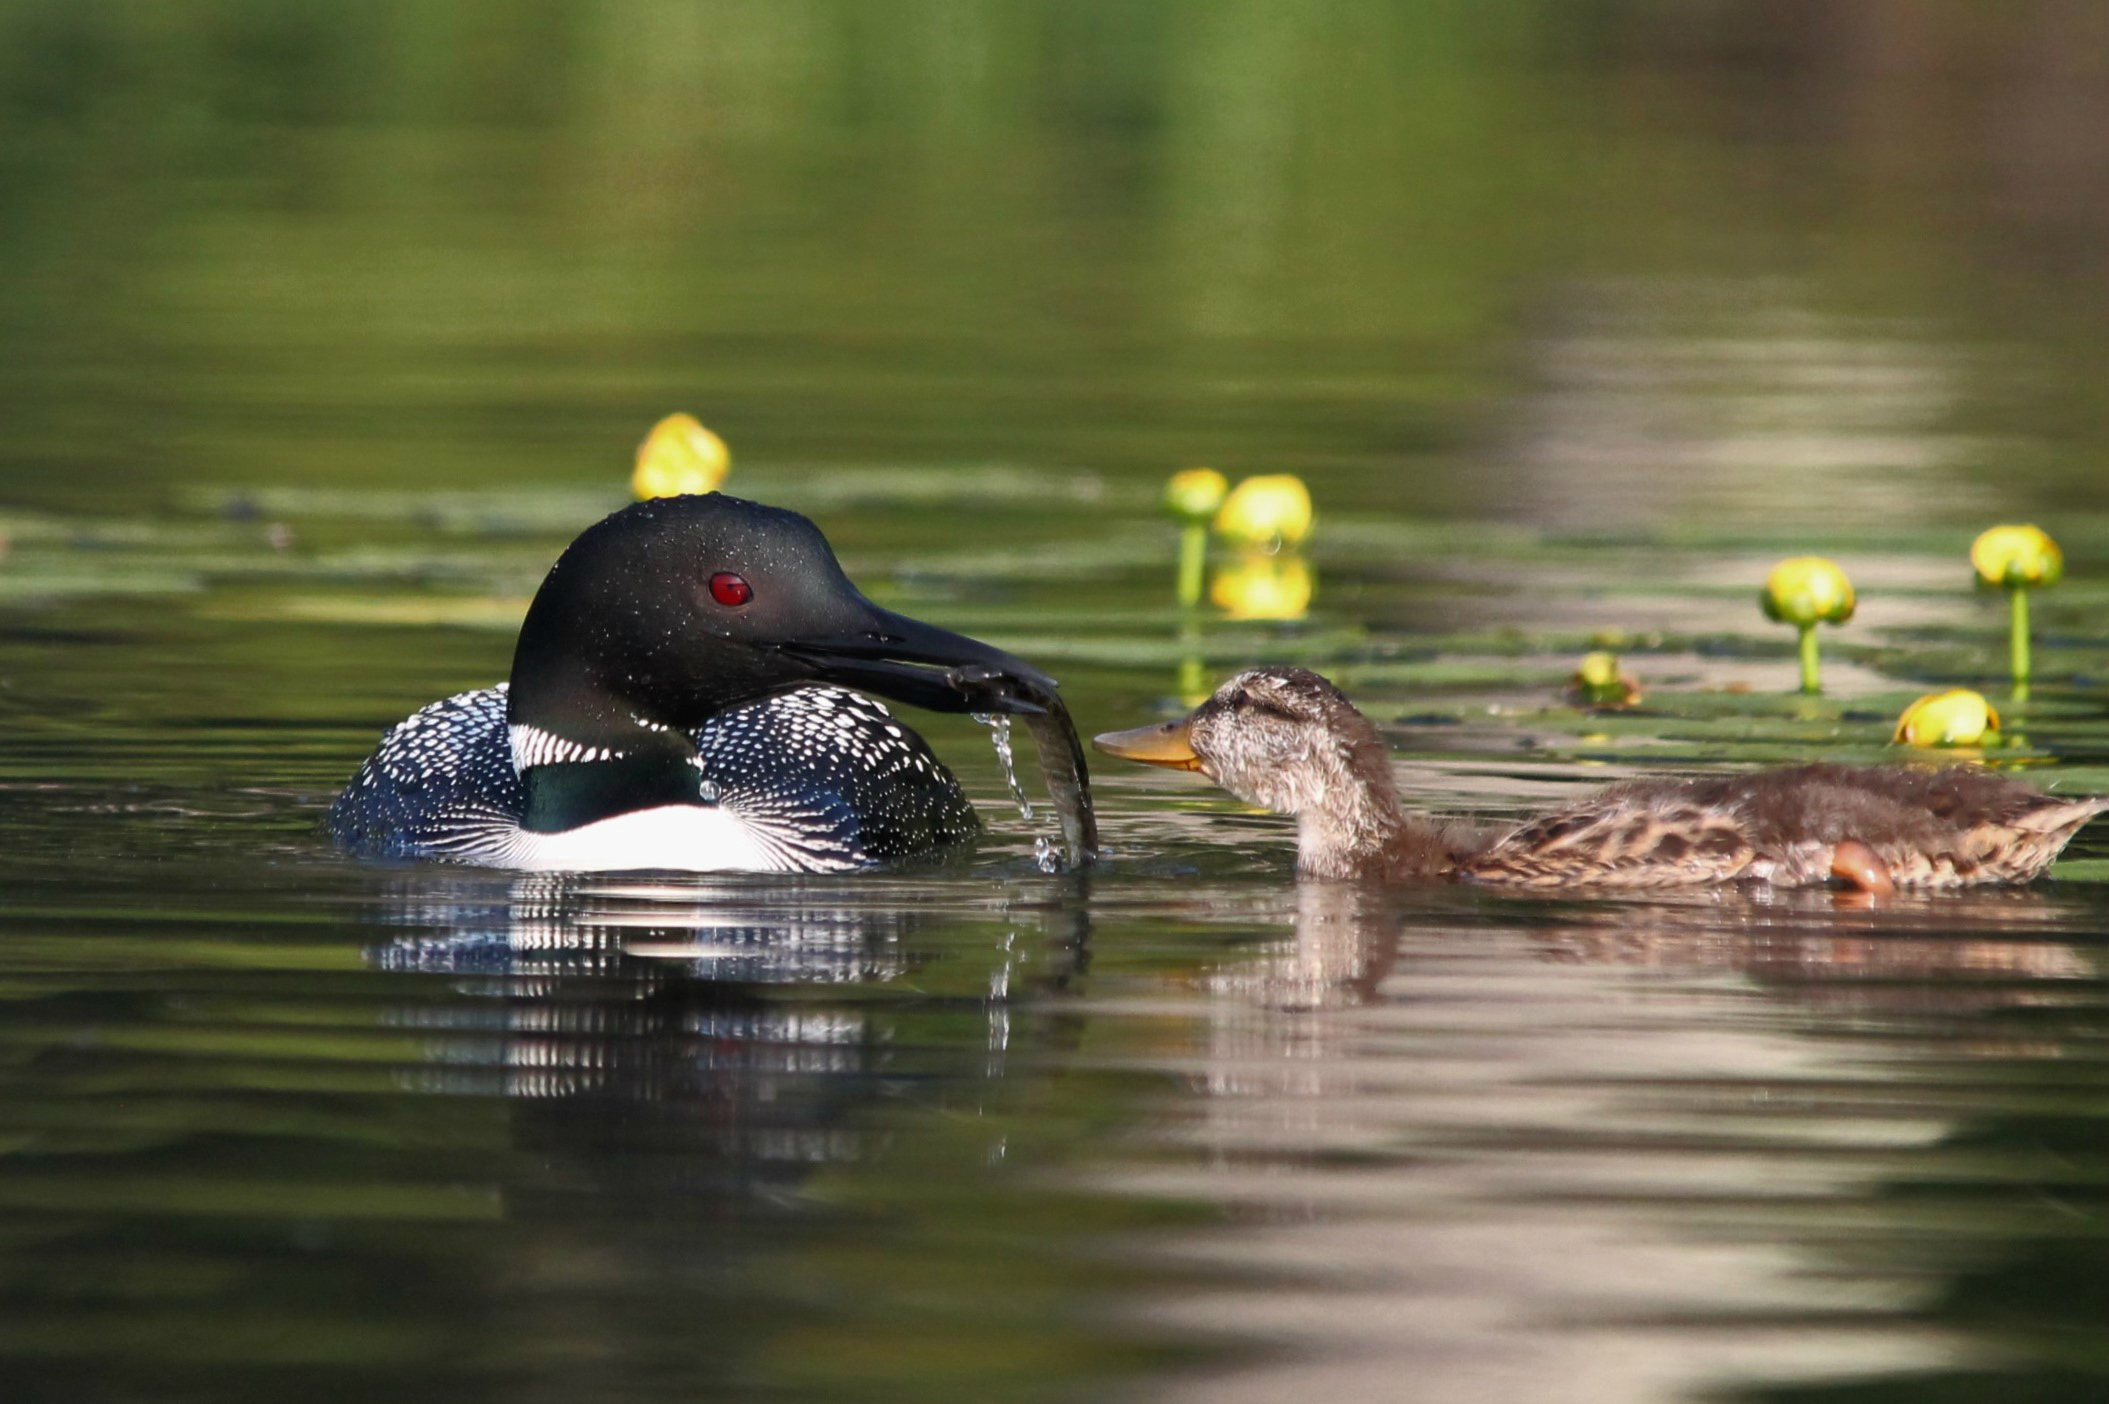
[327,493,1068,873]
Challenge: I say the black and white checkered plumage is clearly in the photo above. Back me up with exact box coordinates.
[326,683,979,872]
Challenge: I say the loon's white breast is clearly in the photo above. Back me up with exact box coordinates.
[473,802,799,873]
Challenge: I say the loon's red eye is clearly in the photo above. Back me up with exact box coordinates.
[708,572,752,607]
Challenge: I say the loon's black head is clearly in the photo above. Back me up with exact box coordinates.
[507,493,1057,758]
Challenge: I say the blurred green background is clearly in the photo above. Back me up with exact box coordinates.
[7,0,2109,525]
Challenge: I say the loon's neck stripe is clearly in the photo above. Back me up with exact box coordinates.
[509,723,628,773]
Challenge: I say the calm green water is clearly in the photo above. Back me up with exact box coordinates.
[7,4,2109,1402]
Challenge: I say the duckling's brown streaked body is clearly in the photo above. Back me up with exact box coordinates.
[1095,667,2106,890]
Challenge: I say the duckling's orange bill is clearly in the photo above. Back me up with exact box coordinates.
[1092,719,1202,771]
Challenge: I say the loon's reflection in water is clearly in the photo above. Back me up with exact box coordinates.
[363,871,1091,1190]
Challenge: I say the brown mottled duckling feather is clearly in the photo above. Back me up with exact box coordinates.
[1462,762,2102,889]
[1095,667,2106,890]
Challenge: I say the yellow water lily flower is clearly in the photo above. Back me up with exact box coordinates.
[1893,689,2000,747]
[1166,468,1229,607]
[1211,551,1312,621]
[1214,474,1314,549]
[1971,524,2063,696]
[1164,468,1231,602]
[1163,468,1229,524]
[1760,556,1855,695]
[1760,556,1856,627]
[1568,651,1641,708]
[632,413,730,500]
[1971,524,2062,589]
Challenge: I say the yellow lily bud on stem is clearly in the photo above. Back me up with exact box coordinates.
[1164,469,1228,609]
[1760,556,1855,695]
[1971,524,2062,700]
[1569,651,1640,708]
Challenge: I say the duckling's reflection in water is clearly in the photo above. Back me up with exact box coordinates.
[1193,882,2098,1077]
[1194,880,2095,1014]
[1198,883,1403,1012]
[1527,884,2095,1004]
[1147,881,2104,1403]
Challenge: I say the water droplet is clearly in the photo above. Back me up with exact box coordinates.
[973,713,1035,821]
[977,714,1073,871]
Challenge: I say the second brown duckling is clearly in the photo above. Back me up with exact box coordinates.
[1094,667,2106,891]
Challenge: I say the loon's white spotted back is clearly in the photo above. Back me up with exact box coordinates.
[327,683,979,873]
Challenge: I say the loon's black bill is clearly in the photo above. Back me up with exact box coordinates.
[779,608,1057,718]
[1093,719,1203,772]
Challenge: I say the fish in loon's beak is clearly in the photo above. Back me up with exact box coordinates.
[1091,717,1203,771]
[777,604,1060,717]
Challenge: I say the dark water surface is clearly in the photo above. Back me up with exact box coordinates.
[7,5,2109,1402]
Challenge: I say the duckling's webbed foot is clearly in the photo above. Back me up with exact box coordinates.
[1830,838,1896,896]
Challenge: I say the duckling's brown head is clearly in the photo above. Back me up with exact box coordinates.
[1093,666,1395,818]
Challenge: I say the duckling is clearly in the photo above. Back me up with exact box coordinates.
[1094,667,2107,891]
